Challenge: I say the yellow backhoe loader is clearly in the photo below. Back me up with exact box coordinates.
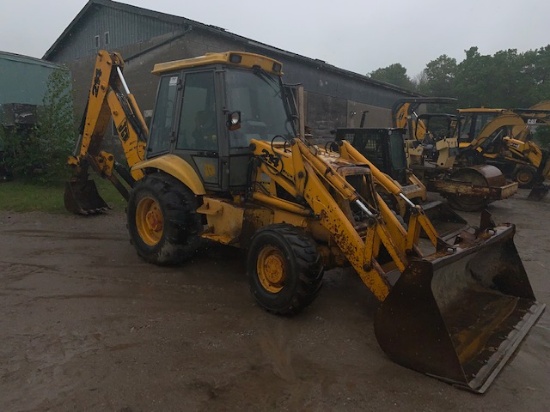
[65,50,544,393]
[456,105,550,199]
[392,98,518,211]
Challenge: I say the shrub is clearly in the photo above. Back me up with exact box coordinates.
[1,67,76,182]
[533,125,550,150]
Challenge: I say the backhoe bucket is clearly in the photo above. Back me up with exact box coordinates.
[374,225,545,393]
[527,183,549,201]
[64,180,110,215]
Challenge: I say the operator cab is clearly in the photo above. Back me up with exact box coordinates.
[415,113,460,162]
[146,52,296,193]
[335,128,409,185]
[457,110,500,145]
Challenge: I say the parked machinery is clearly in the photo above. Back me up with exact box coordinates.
[333,126,468,239]
[392,98,518,211]
[456,104,550,199]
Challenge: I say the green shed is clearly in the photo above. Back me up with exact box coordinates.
[0,51,66,107]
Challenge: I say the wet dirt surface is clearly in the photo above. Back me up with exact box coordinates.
[1,189,549,411]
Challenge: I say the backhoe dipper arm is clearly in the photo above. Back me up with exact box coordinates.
[391,97,457,141]
[67,50,148,199]
[468,113,529,148]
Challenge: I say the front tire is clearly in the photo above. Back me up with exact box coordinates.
[127,173,202,265]
[513,165,537,188]
[247,224,324,316]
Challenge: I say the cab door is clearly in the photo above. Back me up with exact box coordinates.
[147,74,180,156]
[173,70,226,192]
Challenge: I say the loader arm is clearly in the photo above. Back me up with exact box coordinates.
[66,51,149,213]
[337,139,441,248]
[250,137,438,301]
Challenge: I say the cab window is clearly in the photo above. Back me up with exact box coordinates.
[148,75,179,155]
[176,71,218,151]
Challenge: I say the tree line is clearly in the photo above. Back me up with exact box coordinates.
[369,45,550,109]
[368,45,550,146]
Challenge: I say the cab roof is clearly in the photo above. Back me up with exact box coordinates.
[152,51,283,76]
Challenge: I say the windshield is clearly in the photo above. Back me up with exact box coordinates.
[459,113,498,142]
[225,68,295,148]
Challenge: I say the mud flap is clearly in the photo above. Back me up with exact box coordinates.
[374,225,545,393]
[64,180,110,215]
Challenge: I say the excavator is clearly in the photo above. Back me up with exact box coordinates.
[65,50,544,393]
[456,104,550,199]
[392,98,518,211]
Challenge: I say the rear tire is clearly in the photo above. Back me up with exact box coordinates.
[512,165,537,188]
[247,224,323,316]
[127,173,202,265]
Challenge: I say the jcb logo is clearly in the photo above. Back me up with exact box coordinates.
[117,119,129,142]
[260,149,280,169]
[92,69,102,97]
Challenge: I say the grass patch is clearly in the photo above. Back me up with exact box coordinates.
[0,178,127,213]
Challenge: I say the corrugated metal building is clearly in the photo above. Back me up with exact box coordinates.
[0,52,64,106]
[0,52,68,126]
[44,0,418,137]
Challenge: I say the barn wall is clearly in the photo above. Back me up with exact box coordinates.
[48,4,417,141]
[50,4,182,61]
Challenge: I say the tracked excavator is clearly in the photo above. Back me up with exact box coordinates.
[65,50,544,393]
[456,104,550,199]
[392,98,518,211]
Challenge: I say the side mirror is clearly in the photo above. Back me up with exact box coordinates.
[226,111,241,131]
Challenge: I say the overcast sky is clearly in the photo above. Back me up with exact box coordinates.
[1,0,549,77]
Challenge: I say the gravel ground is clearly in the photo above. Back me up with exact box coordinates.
[0,189,549,411]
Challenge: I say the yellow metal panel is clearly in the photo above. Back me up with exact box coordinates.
[198,197,244,245]
[132,154,206,195]
[152,51,283,76]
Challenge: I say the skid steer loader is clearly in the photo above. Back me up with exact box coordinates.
[65,50,544,393]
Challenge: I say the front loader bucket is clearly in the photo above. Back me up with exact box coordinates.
[374,225,545,393]
[64,180,110,215]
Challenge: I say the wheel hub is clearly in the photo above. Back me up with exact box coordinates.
[516,170,532,185]
[257,246,286,293]
[145,206,163,231]
[136,197,164,246]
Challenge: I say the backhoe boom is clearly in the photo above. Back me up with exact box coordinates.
[65,51,148,213]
